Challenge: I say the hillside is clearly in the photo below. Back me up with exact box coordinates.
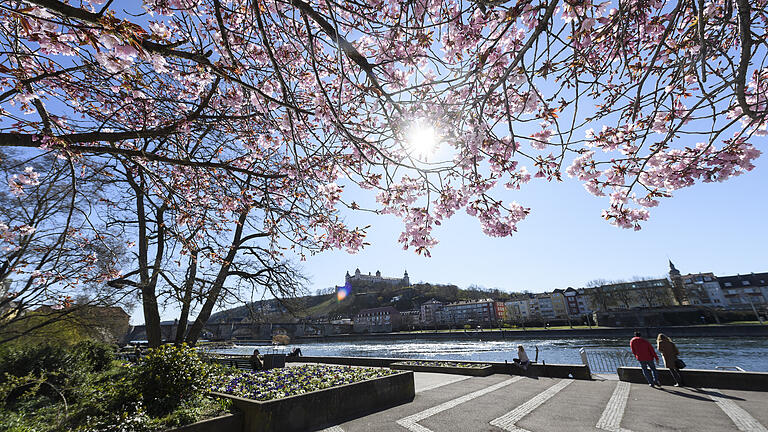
[208,283,514,322]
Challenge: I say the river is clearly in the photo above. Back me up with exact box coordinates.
[212,336,768,372]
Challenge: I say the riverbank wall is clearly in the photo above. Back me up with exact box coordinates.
[287,356,592,380]
[294,324,768,343]
[618,367,768,391]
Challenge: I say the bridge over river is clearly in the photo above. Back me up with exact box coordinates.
[122,320,352,343]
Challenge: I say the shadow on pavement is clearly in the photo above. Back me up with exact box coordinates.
[687,388,746,401]
[656,388,716,402]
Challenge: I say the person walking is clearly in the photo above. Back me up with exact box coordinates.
[657,334,684,387]
[630,331,661,387]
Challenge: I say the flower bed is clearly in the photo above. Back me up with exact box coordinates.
[210,365,414,432]
[389,360,494,376]
[394,360,492,368]
[211,364,397,401]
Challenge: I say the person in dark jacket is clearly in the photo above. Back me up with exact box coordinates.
[657,334,683,386]
[249,349,264,371]
[630,331,661,387]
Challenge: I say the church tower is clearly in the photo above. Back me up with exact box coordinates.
[668,260,688,305]
[403,270,410,286]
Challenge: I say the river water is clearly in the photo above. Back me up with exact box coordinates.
[213,336,768,372]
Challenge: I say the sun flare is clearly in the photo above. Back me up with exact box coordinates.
[406,121,440,159]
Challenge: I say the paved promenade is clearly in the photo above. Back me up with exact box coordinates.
[320,372,768,432]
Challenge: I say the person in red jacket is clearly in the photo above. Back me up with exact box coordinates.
[630,331,661,387]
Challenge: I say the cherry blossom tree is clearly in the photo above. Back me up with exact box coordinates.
[2,0,765,248]
[1,0,766,337]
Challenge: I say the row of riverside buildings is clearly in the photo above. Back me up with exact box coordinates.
[349,262,768,333]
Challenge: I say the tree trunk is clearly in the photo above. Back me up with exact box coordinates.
[185,209,249,345]
[175,250,198,344]
[125,166,164,347]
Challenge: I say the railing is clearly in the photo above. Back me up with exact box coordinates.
[579,347,636,374]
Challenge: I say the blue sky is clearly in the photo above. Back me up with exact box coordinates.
[300,158,768,294]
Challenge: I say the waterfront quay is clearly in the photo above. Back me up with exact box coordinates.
[319,370,768,432]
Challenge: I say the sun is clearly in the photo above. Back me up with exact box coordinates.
[406,121,440,159]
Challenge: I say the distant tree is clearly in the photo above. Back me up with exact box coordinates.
[0,151,127,345]
[631,277,674,307]
[585,280,613,312]
[610,281,634,309]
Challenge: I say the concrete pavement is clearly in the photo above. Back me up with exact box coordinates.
[320,372,768,432]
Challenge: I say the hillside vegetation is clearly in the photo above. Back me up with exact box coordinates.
[210,283,515,322]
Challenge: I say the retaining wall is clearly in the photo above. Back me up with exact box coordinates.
[212,370,414,432]
[617,367,768,391]
[286,355,592,380]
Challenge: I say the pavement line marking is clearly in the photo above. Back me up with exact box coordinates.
[596,381,633,432]
[489,379,574,432]
[705,388,768,432]
[397,376,524,432]
[320,427,344,432]
[416,375,471,394]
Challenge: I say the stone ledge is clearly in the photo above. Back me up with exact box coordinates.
[211,370,414,432]
[617,367,768,391]
[286,355,592,379]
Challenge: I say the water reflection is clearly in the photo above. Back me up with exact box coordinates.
[213,337,768,372]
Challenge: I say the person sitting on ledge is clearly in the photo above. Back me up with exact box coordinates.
[249,349,264,371]
[287,347,302,357]
[513,345,531,370]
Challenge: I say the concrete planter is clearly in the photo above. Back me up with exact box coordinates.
[211,370,414,432]
[389,361,493,376]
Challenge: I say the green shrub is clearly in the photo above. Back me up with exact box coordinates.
[0,344,73,384]
[70,341,115,373]
[132,344,213,416]
[0,344,226,431]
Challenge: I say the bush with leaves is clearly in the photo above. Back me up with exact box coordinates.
[70,341,115,373]
[0,344,73,388]
[0,345,73,377]
[131,344,214,416]
[0,343,229,431]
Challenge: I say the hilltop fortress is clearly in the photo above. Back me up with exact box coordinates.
[345,268,410,287]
